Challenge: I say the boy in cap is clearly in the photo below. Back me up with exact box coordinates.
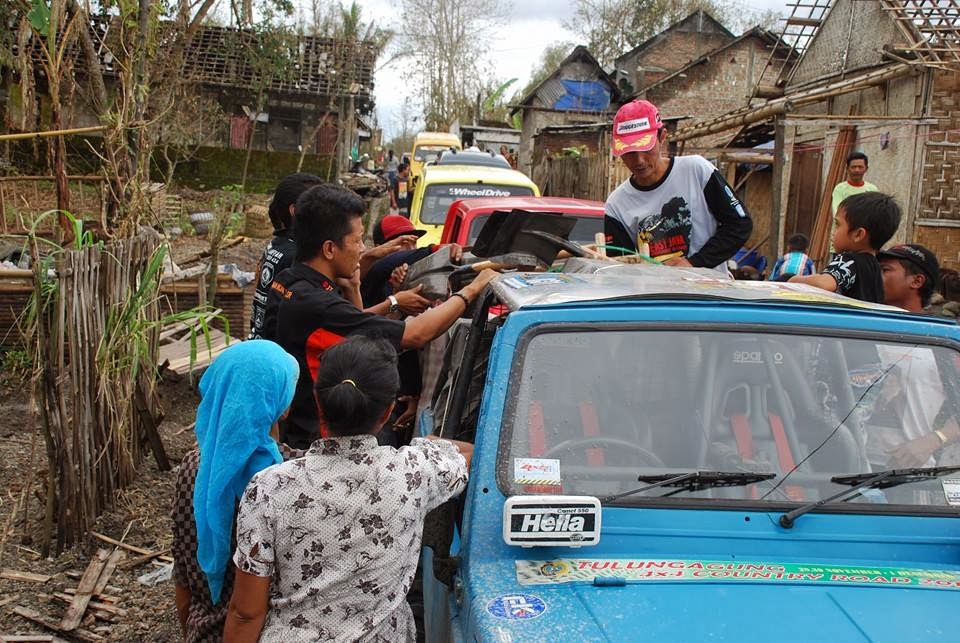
[872,244,959,467]
[879,243,940,313]
[604,99,753,273]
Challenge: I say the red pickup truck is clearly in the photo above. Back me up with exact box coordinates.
[438,196,605,247]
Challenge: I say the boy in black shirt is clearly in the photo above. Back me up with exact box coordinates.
[790,192,901,303]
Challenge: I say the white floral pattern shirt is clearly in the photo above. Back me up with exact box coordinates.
[233,435,468,642]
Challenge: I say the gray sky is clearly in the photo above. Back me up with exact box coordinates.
[351,0,789,139]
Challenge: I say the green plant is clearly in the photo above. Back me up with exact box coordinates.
[0,348,32,383]
[98,244,229,384]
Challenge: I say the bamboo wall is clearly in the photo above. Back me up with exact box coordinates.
[536,153,630,203]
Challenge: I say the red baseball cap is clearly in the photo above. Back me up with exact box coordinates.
[374,214,426,245]
[612,100,664,157]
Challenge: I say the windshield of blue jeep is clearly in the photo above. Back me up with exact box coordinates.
[420,183,535,224]
[497,328,960,510]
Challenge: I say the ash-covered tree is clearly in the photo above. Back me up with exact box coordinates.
[399,0,508,130]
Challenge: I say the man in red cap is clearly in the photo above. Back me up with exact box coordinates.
[604,99,753,273]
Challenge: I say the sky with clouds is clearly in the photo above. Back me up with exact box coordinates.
[344,0,790,138]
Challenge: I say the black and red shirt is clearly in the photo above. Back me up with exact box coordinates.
[269,263,404,448]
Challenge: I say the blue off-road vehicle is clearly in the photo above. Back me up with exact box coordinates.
[419,260,960,642]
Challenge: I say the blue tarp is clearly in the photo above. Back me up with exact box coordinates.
[554,80,610,112]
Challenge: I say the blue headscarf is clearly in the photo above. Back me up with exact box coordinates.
[192,340,298,603]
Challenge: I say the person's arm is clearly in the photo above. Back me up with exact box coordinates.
[175,584,191,638]
[223,570,271,643]
[685,169,753,269]
[789,273,839,292]
[602,214,636,256]
[400,269,497,349]
[364,285,430,317]
[359,235,418,278]
[792,253,854,293]
[426,435,474,469]
[887,418,960,468]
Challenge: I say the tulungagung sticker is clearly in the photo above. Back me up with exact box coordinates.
[515,559,960,591]
[486,593,547,620]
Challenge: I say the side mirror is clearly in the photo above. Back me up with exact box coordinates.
[502,495,601,548]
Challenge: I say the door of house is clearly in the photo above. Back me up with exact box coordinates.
[785,144,823,244]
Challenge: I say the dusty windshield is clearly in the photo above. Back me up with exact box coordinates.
[414,145,452,162]
[498,327,960,511]
[467,213,603,246]
[421,183,535,224]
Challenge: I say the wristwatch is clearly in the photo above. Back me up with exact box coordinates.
[388,295,400,314]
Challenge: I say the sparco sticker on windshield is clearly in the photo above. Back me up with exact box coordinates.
[515,559,960,591]
[942,479,960,506]
[513,458,561,486]
[486,594,546,620]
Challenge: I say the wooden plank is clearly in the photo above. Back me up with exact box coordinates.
[157,309,222,343]
[60,549,109,631]
[0,636,57,642]
[88,532,174,563]
[92,549,124,596]
[11,607,103,642]
[117,547,172,570]
[62,589,120,604]
[0,570,51,583]
[50,594,127,617]
[134,383,170,471]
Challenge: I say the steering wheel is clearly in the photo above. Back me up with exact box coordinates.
[543,437,665,468]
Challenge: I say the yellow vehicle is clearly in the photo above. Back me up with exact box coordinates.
[409,132,462,182]
[409,164,540,246]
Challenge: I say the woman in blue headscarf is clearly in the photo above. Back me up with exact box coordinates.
[171,340,299,642]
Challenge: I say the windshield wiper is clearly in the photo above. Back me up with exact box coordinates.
[602,471,776,504]
[779,465,960,528]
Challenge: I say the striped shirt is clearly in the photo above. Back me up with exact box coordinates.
[771,251,815,280]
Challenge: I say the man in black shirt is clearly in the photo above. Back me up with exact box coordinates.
[271,184,497,448]
[791,192,901,304]
[249,173,324,339]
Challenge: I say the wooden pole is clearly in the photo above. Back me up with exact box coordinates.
[673,64,914,142]
[0,175,107,182]
[0,126,108,142]
[770,116,792,260]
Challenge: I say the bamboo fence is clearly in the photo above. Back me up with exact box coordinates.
[537,154,631,202]
[33,231,162,553]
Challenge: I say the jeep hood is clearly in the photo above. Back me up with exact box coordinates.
[468,568,957,642]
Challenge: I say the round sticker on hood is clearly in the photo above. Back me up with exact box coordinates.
[487,593,547,620]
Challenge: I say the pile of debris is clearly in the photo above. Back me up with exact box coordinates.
[1,533,170,642]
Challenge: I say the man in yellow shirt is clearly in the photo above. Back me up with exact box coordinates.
[832,152,878,214]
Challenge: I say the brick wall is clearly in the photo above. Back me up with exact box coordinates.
[621,31,733,94]
[638,32,734,78]
[646,36,772,148]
